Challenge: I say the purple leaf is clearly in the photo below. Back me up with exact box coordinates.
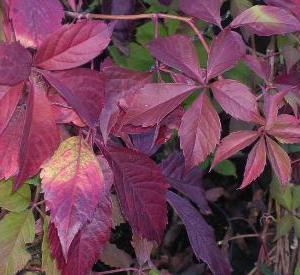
[148,35,204,83]
[160,151,211,214]
[243,55,271,81]
[179,93,221,171]
[0,42,32,85]
[179,0,222,27]
[167,191,231,275]
[207,30,246,81]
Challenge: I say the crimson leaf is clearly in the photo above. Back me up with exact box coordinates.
[14,83,60,191]
[206,30,246,81]
[120,83,197,127]
[179,0,222,27]
[34,21,112,70]
[148,35,204,83]
[210,79,263,123]
[9,0,64,48]
[231,5,300,36]
[240,137,266,189]
[41,136,105,259]
[179,93,221,171]
[107,146,168,242]
[40,69,105,128]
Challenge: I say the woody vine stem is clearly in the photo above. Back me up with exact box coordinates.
[65,11,210,53]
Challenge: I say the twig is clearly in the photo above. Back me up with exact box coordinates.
[95,267,147,274]
[65,11,210,54]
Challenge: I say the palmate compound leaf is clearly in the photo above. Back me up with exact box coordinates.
[0,210,35,275]
[0,82,23,135]
[14,83,60,191]
[148,35,204,83]
[9,0,64,48]
[211,131,259,169]
[266,136,291,185]
[230,5,300,36]
[179,0,222,27]
[0,107,25,180]
[179,93,221,171]
[206,30,246,81]
[0,42,32,85]
[107,146,169,242]
[167,191,232,275]
[41,136,105,259]
[48,198,112,275]
[34,21,113,71]
[40,68,105,128]
[240,137,266,189]
[210,79,263,123]
[120,83,197,127]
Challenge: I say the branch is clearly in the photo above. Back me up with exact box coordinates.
[65,11,210,53]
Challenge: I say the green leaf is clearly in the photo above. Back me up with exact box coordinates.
[195,40,208,68]
[276,215,293,238]
[259,264,273,275]
[294,265,300,275]
[42,217,60,275]
[292,186,300,210]
[165,18,179,35]
[144,0,170,13]
[149,269,160,275]
[109,43,154,71]
[136,22,167,45]
[270,177,293,210]
[0,210,35,275]
[293,217,300,239]
[213,160,237,177]
[0,179,31,212]
[25,176,41,186]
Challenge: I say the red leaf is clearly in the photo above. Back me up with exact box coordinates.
[207,30,246,80]
[14,83,60,191]
[265,0,300,19]
[211,131,259,168]
[167,191,232,275]
[243,55,271,81]
[0,107,25,179]
[268,114,300,144]
[179,93,221,171]
[231,5,300,36]
[49,199,112,275]
[210,79,263,123]
[100,64,152,142]
[48,89,84,127]
[240,137,266,189]
[0,42,32,85]
[264,91,287,130]
[41,136,105,258]
[107,147,168,242]
[179,0,222,27]
[266,136,291,185]
[120,83,196,127]
[0,82,23,135]
[148,35,204,83]
[9,0,64,48]
[40,69,105,128]
[34,21,112,70]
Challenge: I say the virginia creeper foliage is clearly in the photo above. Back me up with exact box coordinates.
[1,0,300,274]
